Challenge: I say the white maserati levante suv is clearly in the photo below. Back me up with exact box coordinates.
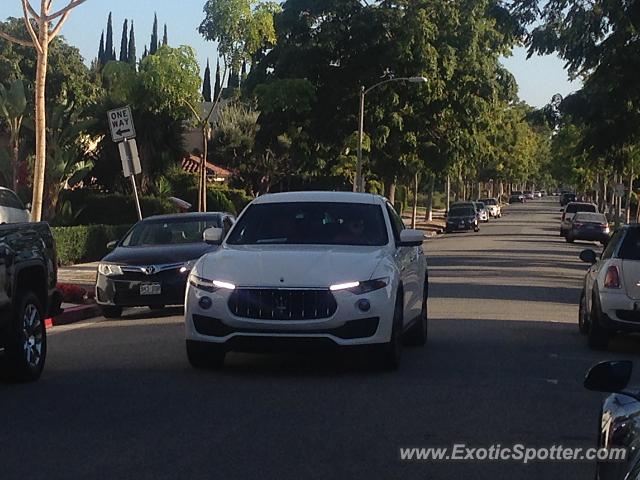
[184,191,429,369]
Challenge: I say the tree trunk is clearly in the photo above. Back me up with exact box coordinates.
[31,36,49,222]
[388,181,396,205]
[11,135,19,192]
[411,172,419,229]
[626,166,634,224]
[426,173,435,221]
[446,174,450,212]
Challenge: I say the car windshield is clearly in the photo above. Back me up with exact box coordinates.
[566,204,596,214]
[121,217,222,247]
[449,207,475,217]
[480,199,496,205]
[0,189,25,210]
[619,229,640,260]
[512,191,522,195]
[226,202,389,246]
[476,202,486,209]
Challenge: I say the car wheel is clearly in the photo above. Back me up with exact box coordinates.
[0,291,46,382]
[376,292,403,370]
[588,294,610,350]
[404,280,428,347]
[578,291,589,334]
[101,306,123,319]
[186,340,225,369]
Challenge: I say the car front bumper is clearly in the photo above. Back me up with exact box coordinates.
[184,283,396,349]
[96,271,190,307]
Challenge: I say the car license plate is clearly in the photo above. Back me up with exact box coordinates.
[140,283,161,295]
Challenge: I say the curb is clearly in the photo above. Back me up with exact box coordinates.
[45,303,102,329]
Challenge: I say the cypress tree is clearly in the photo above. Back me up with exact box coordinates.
[119,19,128,62]
[162,24,168,46]
[128,21,137,66]
[214,59,221,101]
[98,31,105,65]
[150,13,158,55]
[105,12,115,61]
[202,59,212,102]
[142,45,148,59]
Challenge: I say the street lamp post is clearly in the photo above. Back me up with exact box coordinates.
[355,76,428,193]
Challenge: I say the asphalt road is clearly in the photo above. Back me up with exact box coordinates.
[2,197,638,480]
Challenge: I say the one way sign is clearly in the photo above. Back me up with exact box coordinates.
[107,106,136,142]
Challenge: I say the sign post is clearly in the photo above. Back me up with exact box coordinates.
[107,106,142,219]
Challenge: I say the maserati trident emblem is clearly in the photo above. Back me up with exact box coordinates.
[274,295,288,313]
[143,266,157,275]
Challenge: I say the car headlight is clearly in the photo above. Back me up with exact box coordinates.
[330,277,389,295]
[98,263,123,276]
[188,274,236,292]
[179,260,197,274]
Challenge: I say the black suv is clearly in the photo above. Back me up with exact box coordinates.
[0,222,62,381]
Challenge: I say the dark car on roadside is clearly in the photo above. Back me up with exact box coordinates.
[509,191,524,204]
[566,212,610,244]
[0,222,62,381]
[445,205,479,233]
[583,361,640,480]
[560,192,577,206]
[96,212,235,318]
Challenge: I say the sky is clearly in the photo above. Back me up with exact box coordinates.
[1,0,581,108]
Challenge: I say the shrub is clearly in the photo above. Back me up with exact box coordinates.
[53,224,132,266]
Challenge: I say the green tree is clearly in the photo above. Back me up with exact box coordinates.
[202,59,212,101]
[150,13,158,55]
[162,24,168,46]
[128,21,136,66]
[105,12,115,61]
[119,19,128,62]
[0,78,27,191]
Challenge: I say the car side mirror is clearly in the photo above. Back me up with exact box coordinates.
[579,249,597,264]
[584,360,632,393]
[106,240,118,250]
[203,227,224,245]
[399,229,425,247]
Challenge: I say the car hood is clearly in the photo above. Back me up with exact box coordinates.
[197,245,387,288]
[447,214,474,220]
[102,243,217,265]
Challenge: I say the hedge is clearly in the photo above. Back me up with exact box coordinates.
[53,224,132,266]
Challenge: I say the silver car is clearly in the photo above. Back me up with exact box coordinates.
[0,187,30,224]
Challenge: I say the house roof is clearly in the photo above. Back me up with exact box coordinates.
[181,154,232,177]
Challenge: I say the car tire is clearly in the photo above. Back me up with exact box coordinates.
[578,291,589,334]
[588,294,610,350]
[0,291,46,382]
[376,292,403,370]
[404,281,428,347]
[186,340,225,369]
[101,306,123,319]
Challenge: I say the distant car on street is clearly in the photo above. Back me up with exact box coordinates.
[445,204,480,233]
[560,192,577,206]
[509,192,524,204]
[560,202,598,237]
[473,201,489,222]
[0,187,30,224]
[540,190,547,197]
[184,192,429,370]
[96,212,235,318]
[566,212,610,244]
[524,190,534,200]
[478,198,501,218]
[534,191,542,198]
[578,224,640,350]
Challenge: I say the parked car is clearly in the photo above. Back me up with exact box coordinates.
[0,222,62,381]
[561,202,598,236]
[509,192,524,204]
[540,190,547,197]
[524,190,535,200]
[473,201,490,222]
[445,205,480,233]
[566,212,610,244]
[534,191,542,198]
[0,187,30,224]
[184,192,429,370]
[560,192,577,206]
[578,224,640,350]
[583,360,640,480]
[479,198,501,218]
[96,212,235,318]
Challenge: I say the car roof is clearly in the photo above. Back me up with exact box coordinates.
[143,212,228,222]
[251,191,384,205]
[574,212,606,219]
[566,202,596,207]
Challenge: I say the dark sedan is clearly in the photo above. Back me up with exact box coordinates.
[560,192,577,206]
[96,212,234,318]
[566,212,610,244]
[584,361,640,480]
[445,205,479,233]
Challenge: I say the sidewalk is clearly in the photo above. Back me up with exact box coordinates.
[50,262,100,328]
[57,261,99,290]
[402,207,446,236]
